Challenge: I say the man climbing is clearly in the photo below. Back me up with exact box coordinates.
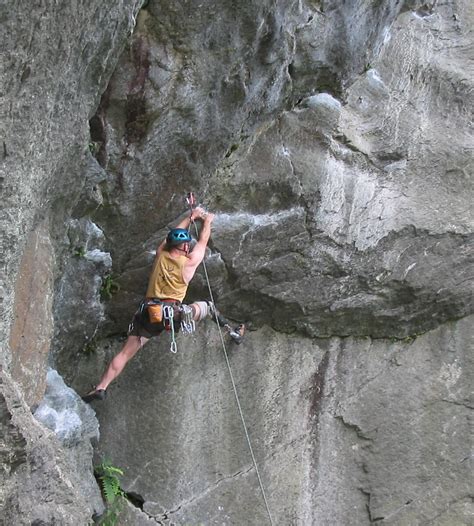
[83,207,244,403]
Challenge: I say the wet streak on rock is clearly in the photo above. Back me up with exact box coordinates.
[308,349,330,428]
[89,84,111,168]
[125,36,151,145]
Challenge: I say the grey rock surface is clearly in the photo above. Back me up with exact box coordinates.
[74,2,472,524]
[0,369,98,525]
[93,0,472,341]
[51,217,111,373]
[1,0,143,366]
[34,369,103,517]
[76,316,472,525]
[118,499,160,525]
[1,0,143,523]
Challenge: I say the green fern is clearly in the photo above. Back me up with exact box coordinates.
[99,507,122,526]
[102,474,121,504]
[103,464,124,476]
[96,460,124,502]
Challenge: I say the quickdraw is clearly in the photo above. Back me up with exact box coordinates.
[185,191,196,210]
[162,305,177,353]
[180,304,195,335]
[185,192,197,234]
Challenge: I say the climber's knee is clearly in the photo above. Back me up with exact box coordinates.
[192,301,211,321]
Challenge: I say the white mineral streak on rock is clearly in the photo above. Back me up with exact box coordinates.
[366,68,388,91]
[34,369,99,445]
[35,405,83,442]
[304,93,342,111]
[384,159,407,172]
[216,209,304,265]
[84,248,112,268]
[217,207,303,227]
[439,361,462,390]
[85,220,105,239]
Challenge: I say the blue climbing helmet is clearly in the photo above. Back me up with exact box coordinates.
[166,228,192,246]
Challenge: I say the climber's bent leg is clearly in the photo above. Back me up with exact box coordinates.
[191,300,228,325]
[190,301,245,344]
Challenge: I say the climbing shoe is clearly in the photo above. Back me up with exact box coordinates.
[82,388,107,403]
[229,324,245,345]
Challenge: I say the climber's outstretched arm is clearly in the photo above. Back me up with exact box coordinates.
[183,212,214,283]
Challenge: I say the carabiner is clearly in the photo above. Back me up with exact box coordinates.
[185,192,196,208]
[163,304,178,353]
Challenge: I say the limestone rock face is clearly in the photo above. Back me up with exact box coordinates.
[51,217,112,373]
[1,0,473,525]
[0,370,99,525]
[1,0,144,366]
[74,2,471,524]
[90,0,472,341]
[8,219,55,406]
[1,1,143,523]
[79,316,472,525]
[33,369,103,517]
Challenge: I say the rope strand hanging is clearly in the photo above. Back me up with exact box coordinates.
[187,195,274,526]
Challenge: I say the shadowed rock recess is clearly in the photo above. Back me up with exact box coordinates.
[1,1,472,525]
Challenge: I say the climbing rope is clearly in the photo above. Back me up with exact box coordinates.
[187,194,274,526]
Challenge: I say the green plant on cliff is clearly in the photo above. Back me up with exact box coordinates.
[100,274,120,300]
[88,141,101,156]
[83,337,97,354]
[73,245,86,258]
[94,460,126,526]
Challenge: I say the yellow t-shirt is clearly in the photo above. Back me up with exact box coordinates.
[146,251,188,301]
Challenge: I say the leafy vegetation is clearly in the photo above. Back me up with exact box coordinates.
[88,141,102,156]
[83,338,97,355]
[100,274,120,300]
[94,460,126,526]
[73,245,86,258]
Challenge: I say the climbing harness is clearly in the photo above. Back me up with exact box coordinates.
[186,193,275,526]
[162,304,178,353]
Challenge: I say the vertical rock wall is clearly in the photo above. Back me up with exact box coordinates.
[70,1,471,524]
[1,0,143,371]
[1,1,144,523]
[74,316,472,525]
[0,369,98,525]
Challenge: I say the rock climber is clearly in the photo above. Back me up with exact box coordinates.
[83,207,244,403]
